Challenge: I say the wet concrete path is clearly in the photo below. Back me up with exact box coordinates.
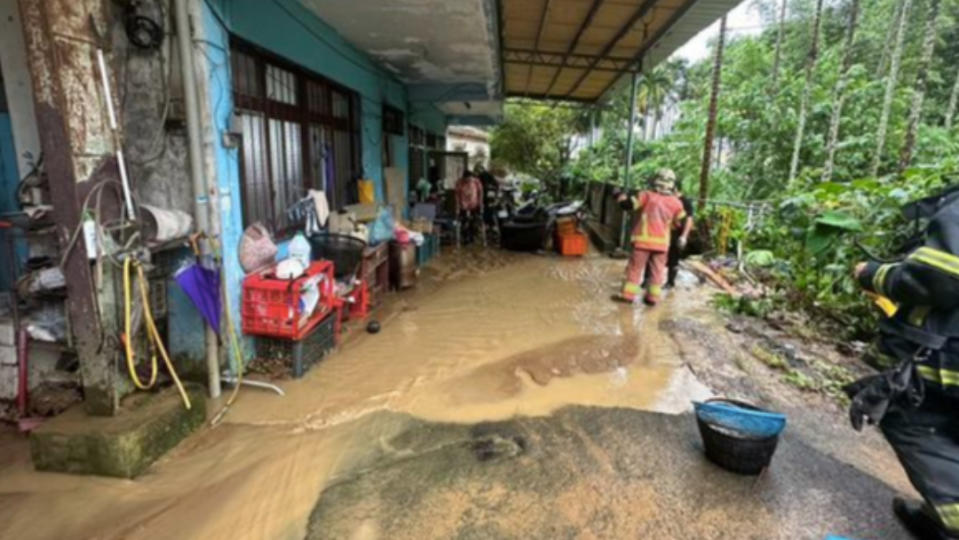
[0,249,911,539]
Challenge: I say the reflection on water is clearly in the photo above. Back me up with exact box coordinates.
[0,249,709,539]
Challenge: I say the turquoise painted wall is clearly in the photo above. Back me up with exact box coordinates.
[190,0,451,366]
[207,0,451,204]
[0,113,22,290]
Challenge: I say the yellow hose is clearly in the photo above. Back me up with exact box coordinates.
[123,256,192,409]
[124,257,157,389]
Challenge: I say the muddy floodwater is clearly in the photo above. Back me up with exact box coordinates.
[0,250,911,539]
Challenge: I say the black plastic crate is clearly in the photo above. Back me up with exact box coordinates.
[255,311,336,378]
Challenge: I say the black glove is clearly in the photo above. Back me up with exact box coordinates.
[843,359,924,431]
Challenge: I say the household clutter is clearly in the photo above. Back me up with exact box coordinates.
[239,175,592,379]
[239,190,442,379]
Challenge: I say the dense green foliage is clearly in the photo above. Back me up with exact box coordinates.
[491,0,959,336]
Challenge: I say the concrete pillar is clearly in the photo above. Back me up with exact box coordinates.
[18,0,124,415]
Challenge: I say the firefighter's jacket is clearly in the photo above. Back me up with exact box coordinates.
[619,191,686,253]
[858,201,959,395]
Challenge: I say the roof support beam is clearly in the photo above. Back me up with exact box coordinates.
[505,92,596,104]
[543,0,605,97]
[594,0,699,100]
[505,48,640,73]
[524,0,554,96]
[563,0,658,100]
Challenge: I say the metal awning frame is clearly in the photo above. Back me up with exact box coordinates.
[497,0,704,104]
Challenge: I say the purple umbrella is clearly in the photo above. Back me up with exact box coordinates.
[174,263,222,335]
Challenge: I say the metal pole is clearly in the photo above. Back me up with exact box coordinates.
[623,71,639,189]
[619,71,640,249]
[175,0,220,398]
[589,108,596,147]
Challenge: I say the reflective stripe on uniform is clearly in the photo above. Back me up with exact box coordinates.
[631,216,669,246]
[622,282,641,299]
[908,306,931,327]
[909,247,959,278]
[935,503,959,530]
[647,284,662,297]
[873,264,895,294]
[917,365,959,387]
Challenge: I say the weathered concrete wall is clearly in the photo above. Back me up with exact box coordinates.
[110,0,192,214]
[104,1,208,371]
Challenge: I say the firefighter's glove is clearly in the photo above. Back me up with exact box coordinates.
[843,360,924,431]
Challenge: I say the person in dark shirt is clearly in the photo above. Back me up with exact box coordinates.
[667,186,695,288]
[475,164,499,227]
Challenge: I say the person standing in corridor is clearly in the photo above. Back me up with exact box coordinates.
[616,169,687,305]
[455,169,484,245]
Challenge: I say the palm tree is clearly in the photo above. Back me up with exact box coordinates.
[771,0,788,90]
[947,66,959,130]
[788,0,825,183]
[870,0,912,178]
[699,16,727,211]
[637,65,673,140]
[821,0,861,183]
[898,0,942,173]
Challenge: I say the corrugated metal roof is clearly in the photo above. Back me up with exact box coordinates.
[499,0,740,103]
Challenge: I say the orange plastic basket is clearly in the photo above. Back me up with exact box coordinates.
[556,218,578,236]
[556,232,588,256]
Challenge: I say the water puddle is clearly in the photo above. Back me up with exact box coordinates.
[0,250,713,539]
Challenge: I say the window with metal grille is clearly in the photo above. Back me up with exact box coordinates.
[383,105,404,136]
[230,40,361,232]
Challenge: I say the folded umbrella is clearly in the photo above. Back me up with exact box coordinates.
[174,262,222,335]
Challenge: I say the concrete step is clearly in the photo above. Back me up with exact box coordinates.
[30,383,206,478]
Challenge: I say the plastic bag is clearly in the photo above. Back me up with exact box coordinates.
[368,207,395,245]
[239,223,278,274]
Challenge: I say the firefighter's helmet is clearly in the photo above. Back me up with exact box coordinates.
[653,168,677,193]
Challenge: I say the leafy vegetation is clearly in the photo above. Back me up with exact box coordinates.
[491,0,959,337]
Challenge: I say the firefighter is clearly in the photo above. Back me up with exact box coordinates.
[615,169,687,305]
[849,198,959,539]
[666,184,695,288]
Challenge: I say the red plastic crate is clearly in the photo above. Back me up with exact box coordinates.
[556,231,588,256]
[242,260,336,340]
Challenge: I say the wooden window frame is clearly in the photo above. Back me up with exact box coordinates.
[230,37,361,232]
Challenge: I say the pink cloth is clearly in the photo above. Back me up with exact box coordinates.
[455,176,483,212]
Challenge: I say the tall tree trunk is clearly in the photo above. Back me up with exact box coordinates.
[870,0,912,178]
[699,16,727,212]
[643,106,652,141]
[947,67,959,130]
[771,0,788,89]
[788,0,825,183]
[898,0,941,173]
[877,0,904,77]
[821,0,861,183]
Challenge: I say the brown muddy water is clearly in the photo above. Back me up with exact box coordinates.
[0,249,727,539]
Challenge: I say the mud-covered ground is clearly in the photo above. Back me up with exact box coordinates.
[0,248,913,539]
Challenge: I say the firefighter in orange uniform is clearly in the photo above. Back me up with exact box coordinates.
[616,169,687,305]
